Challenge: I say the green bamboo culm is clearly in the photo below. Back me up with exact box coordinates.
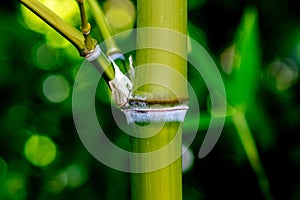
[134,0,188,100]
[130,0,188,199]
[130,122,184,200]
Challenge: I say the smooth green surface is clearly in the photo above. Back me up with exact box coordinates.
[134,0,188,101]
[131,123,182,200]
[131,0,187,199]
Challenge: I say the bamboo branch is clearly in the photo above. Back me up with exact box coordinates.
[86,0,122,56]
[19,0,86,56]
[76,0,96,51]
[20,0,115,80]
[86,0,128,78]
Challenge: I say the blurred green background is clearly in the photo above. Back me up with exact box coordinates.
[1,0,300,199]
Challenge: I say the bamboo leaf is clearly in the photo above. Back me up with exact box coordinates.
[232,112,273,200]
[225,7,261,107]
[221,8,274,200]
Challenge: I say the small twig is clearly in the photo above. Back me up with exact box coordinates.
[76,0,96,51]
[20,0,130,90]
[86,0,129,74]
[86,0,125,58]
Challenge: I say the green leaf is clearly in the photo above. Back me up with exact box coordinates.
[225,7,261,108]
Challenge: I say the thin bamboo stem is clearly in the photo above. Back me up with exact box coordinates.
[86,0,120,56]
[86,0,127,74]
[20,0,115,80]
[76,0,114,80]
[77,0,96,51]
[19,0,86,56]
[92,52,115,81]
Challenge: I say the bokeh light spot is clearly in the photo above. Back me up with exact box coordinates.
[44,172,68,193]
[1,172,27,200]
[5,105,33,129]
[31,43,60,71]
[182,144,194,173]
[24,135,57,167]
[220,45,241,75]
[105,8,133,32]
[104,0,135,34]
[43,75,70,103]
[66,163,89,188]
[20,0,79,46]
[267,59,299,91]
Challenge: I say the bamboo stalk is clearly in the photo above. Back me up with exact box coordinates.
[130,123,183,200]
[86,0,127,74]
[129,0,188,199]
[134,0,188,100]
[86,0,118,54]
[77,0,96,51]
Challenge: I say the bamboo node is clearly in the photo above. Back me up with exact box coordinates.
[85,45,102,61]
[122,105,189,124]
